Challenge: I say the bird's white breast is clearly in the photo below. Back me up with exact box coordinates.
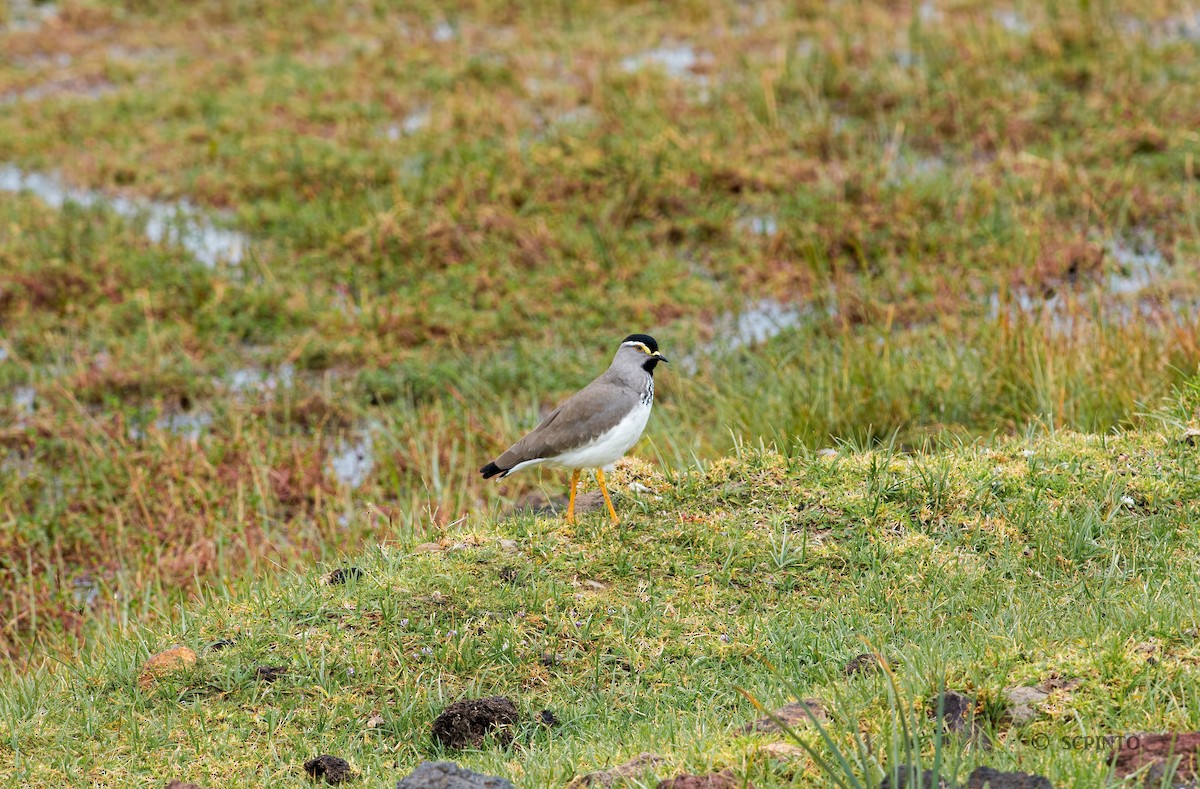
[548,399,653,471]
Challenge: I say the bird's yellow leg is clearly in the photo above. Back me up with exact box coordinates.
[565,469,581,524]
[595,468,620,525]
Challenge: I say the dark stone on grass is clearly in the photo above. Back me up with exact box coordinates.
[657,769,749,788]
[879,768,949,789]
[845,652,882,676]
[256,665,289,682]
[327,567,363,585]
[1113,732,1200,784]
[966,766,1054,788]
[395,761,514,789]
[1003,686,1049,724]
[740,699,829,733]
[537,709,558,727]
[206,639,235,652]
[431,696,519,749]
[304,754,354,784]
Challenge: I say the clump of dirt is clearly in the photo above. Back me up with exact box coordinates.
[431,696,519,749]
[657,769,749,788]
[255,665,288,683]
[304,754,355,784]
[138,645,197,689]
[740,699,828,733]
[1113,733,1200,784]
[845,652,882,676]
[537,709,558,727]
[930,690,975,734]
[567,753,665,788]
[325,567,363,585]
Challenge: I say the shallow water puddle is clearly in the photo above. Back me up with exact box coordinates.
[384,108,431,140]
[10,386,35,421]
[126,410,215,441]
[1121,13,1200,45]
[1,0,57,32]
[1,77,117,105]
[621,43,712,85]
[988,230,1184,330]
[329,430,375,489]
[224,363,296,396]
[994,8,1032,34]
[1105,231,1166,296]
[737,214,778,236]
[681,298,818,373]
[0,165,248,268]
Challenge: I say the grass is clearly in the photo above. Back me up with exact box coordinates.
[2,0,1200,779]
[4,404,1200,785]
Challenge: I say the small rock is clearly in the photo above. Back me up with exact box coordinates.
[567,753,666,788]
[255,665,288,683]
[326,567,363,585]
[966,766,1054,788]
[537,709,558,727]
[758,742,804,760]
[582,579,607,591]
[138,646,198,689]
[206,639,235,652]
[1004,686,1049,724]
[396,761,514,789]
[498,539,519,552]
[741,699,829,733]
[657,769,749,789]
[845,652,882,676]
[415,542,444,553]
[431,696,519,749]
[541,652,565,667]
[366,713,385,728]
[304,754,354,784]
[879,768,949,789]
[1113,732,1200,783]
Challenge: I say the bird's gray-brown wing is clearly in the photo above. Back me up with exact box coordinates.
[488,377,636,473]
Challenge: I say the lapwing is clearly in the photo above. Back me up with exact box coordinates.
[480,334,667,524]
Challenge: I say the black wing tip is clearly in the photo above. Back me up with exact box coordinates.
[480,461,506,479]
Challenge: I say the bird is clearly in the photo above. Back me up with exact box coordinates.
[480,334,668,525]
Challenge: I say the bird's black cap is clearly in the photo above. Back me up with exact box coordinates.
[622,334,659,353]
